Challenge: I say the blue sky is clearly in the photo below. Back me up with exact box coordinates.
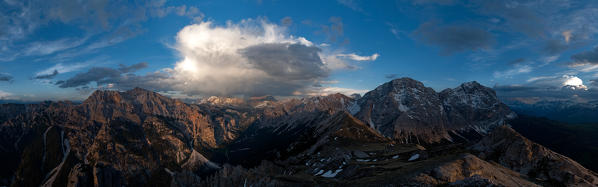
[1,0,598,103]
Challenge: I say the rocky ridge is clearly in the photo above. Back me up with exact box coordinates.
[0,78,596,186]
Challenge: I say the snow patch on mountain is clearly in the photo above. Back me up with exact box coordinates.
[408,154,420,161]
[321,169,343,178]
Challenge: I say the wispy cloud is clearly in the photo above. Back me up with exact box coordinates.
[386,22,406,40]
[336,0,364,12]
[0,90,13,100]
[385,74,398,79]
[35,61,95,78]
[0,0,204,63]
[34,70,59,79]
[337,53,379,61]
[493,64,532,79]
[23,37,89,57]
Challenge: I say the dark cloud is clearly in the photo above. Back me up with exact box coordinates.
[475,0,546,37]
[34,70,59,79]
[543,39,568,55]
[0,73,13,82]
[241,43,328,80]
[56,67,121,88]
[493,85,538,92]
[508,58,526,66]
[56,62,149,88]
[385,74,398,79]
[118,62,148,73]
[97,72,172,91]
[414,22,494,54]
[570,47,598,65]
[227,42,334,96]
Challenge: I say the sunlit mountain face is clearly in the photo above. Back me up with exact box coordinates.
[1,0,598,186]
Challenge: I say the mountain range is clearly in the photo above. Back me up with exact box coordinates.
[1,78,597,186]
[503,99,598,124]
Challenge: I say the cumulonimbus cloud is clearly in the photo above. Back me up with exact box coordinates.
[56,19,379,97]
[167,20,329,96]
[163,19,379,96]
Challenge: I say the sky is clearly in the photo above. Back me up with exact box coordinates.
[1,0,598,103]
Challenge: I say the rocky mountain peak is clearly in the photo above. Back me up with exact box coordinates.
[389,77,426,87]
[200,96,246,106]
[440,81,501,109]
[353,78,513,144]
[368,78,430,97]
[459,81,482,89]
[83,90,123,105]
[125,87,154,95]
[84,88,179,111]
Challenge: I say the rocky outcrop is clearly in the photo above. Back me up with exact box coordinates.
[92,163,123,187]
[410,153,539,186]
[440,81,515,133]
[354,78,448,143]
[471,125,598,186]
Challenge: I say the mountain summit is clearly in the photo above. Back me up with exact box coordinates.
[353,78,514,144]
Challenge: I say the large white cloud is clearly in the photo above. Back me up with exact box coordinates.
[163,19,375,96]
[54,19,378,97]
[167,20,325,96]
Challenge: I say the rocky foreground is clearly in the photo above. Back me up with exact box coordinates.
[0,78,596,186]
